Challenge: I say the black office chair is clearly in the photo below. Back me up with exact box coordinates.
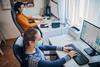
[10,0,24,34]
[11,6,24,35]
[13,36,24,67]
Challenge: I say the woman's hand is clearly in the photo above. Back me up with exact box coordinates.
[63,47,73,53]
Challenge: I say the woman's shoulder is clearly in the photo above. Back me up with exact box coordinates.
[16,14,28,20]
[16,14,23,18]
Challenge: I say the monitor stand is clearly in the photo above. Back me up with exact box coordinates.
[84,48,99,56]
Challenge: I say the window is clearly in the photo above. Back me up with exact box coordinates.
[65,0,100,29]
[84,0,100,27]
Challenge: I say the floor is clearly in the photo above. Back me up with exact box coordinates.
[0,39,20,67]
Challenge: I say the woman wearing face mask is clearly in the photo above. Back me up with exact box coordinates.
[23,27,77,67]
[14,2,42,30]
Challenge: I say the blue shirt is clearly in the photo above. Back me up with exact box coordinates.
[24,45,71,67]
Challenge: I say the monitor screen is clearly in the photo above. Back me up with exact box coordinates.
[80,20,100,54]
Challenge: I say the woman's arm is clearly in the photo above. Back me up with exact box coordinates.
[39,45,63,51]
[29,17,43,20]
[17,15,37,28]
[21,14,41,20]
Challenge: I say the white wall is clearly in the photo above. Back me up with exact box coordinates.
[0,5,20,39]
[23,0,45,17]
[0,0,44,39]
[33,0,45,16]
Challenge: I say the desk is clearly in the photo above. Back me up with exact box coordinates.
[49,34,100,67]
[36,19,69,45]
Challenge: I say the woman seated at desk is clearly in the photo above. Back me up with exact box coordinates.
[23,27,77,67]
[14,2,42,30]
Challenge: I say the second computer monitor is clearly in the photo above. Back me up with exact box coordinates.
[80,20,100,54]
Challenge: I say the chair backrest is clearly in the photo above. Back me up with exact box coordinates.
[11,4,24,34]
[13,36,24,66]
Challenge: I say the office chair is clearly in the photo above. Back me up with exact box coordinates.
[13,36,24,67]
[11,7,24,35]
[10,0,24,34]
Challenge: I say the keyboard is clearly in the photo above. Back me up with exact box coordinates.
[65,44,89,65]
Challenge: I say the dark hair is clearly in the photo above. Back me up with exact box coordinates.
[23,27,37,52]
[14,2,24,13]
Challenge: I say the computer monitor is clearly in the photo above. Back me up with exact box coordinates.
[50,0,59,19]
[80,20,100,55]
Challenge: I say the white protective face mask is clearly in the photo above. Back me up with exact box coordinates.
[22,7,34,17]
